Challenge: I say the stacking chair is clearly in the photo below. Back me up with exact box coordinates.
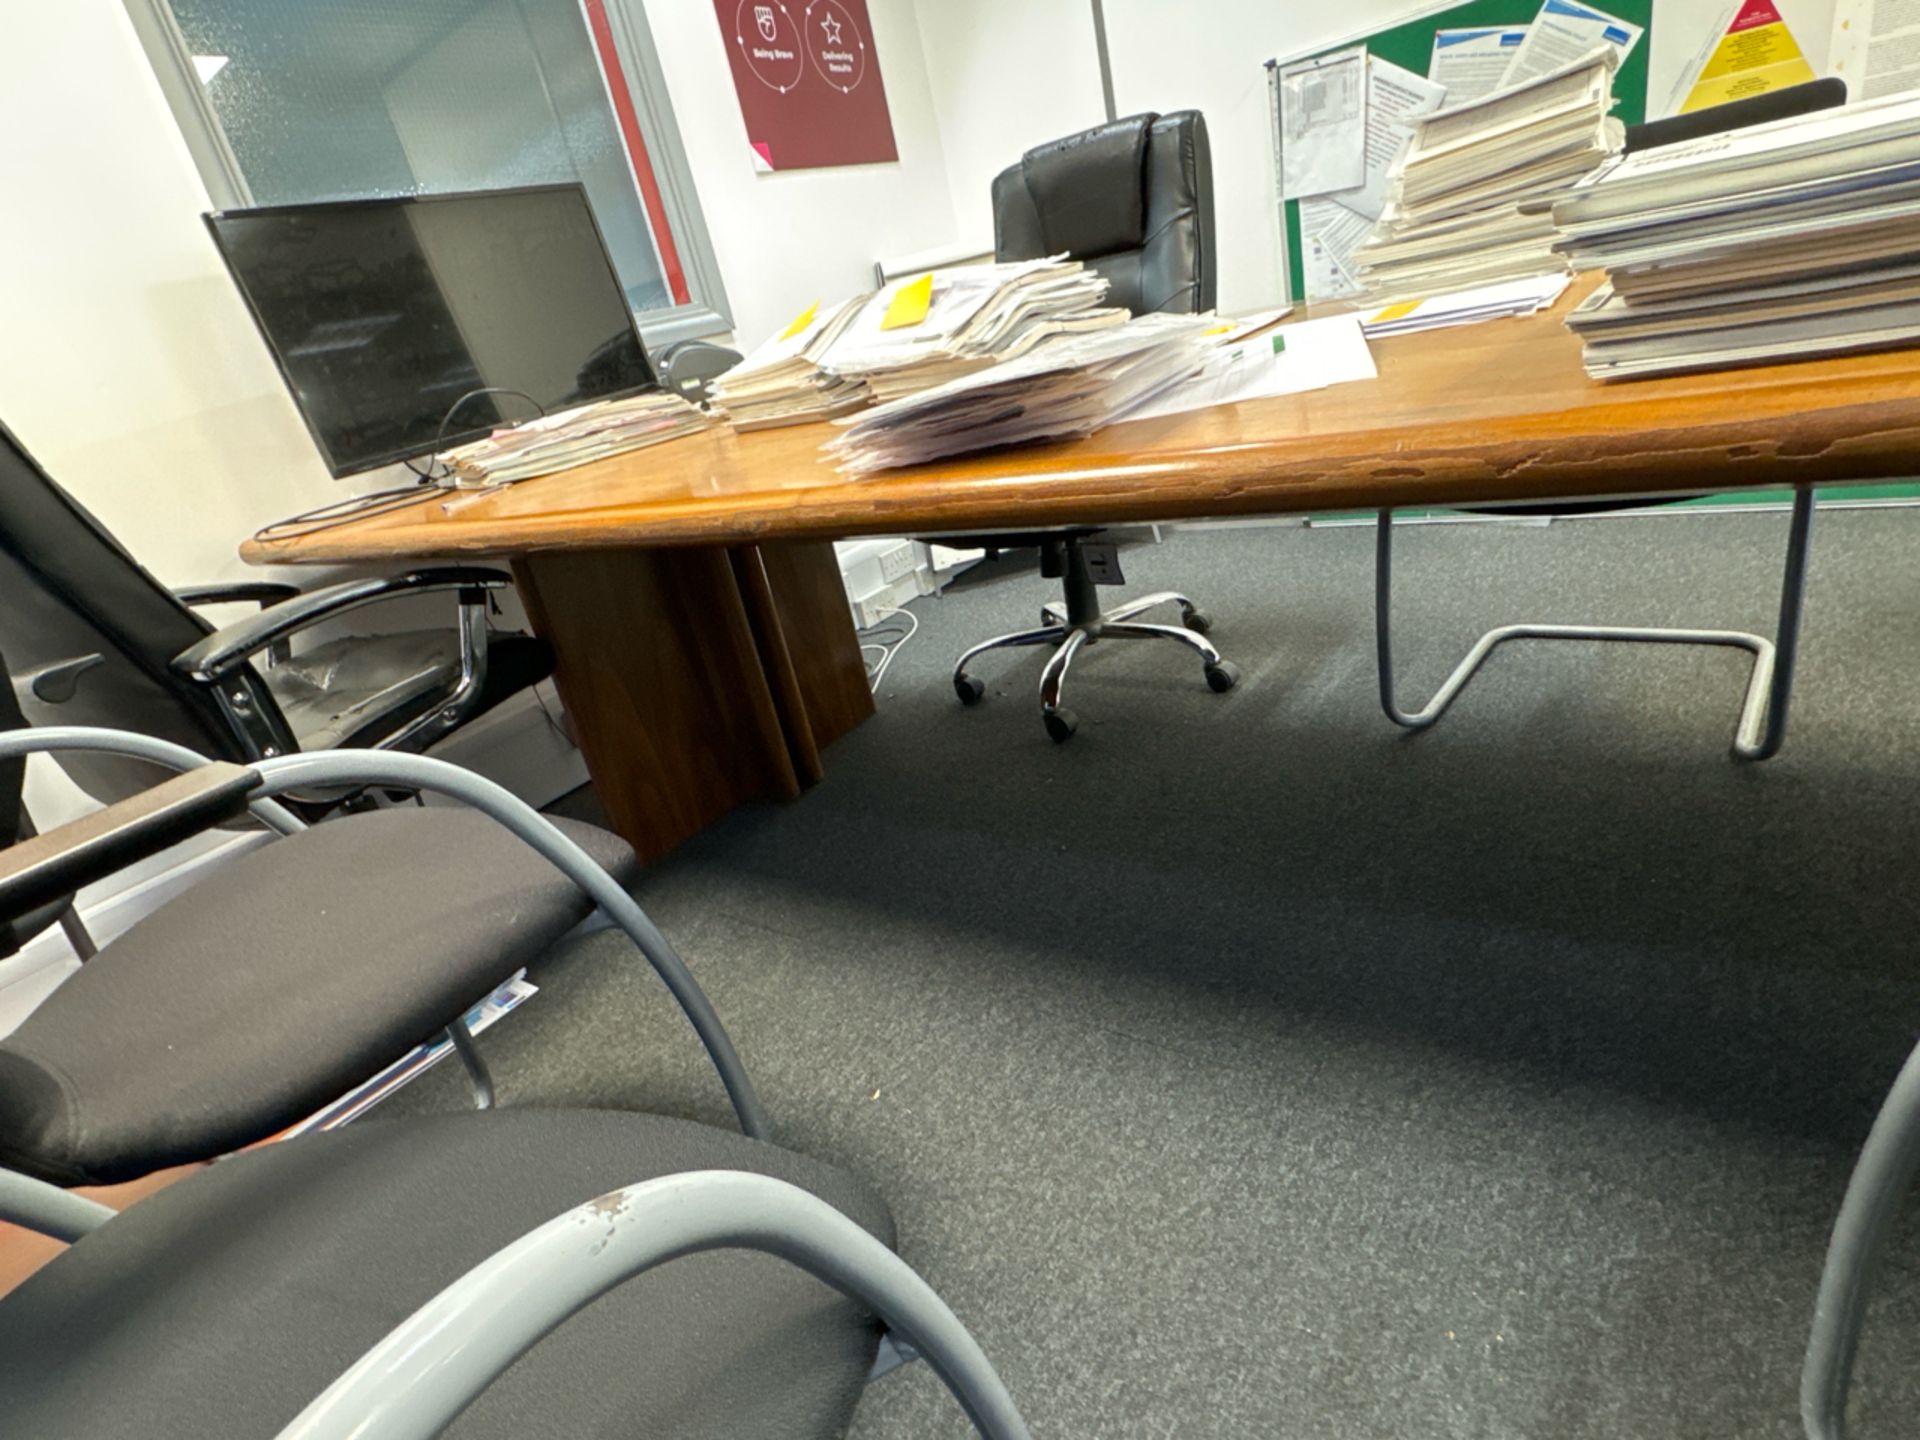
[1372,80,1848,762]
[1,418,553,815]
[0,730,1026,1438]
[941,111,1238,742]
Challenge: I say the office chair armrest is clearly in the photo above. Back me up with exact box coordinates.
[0,762,260,926]
[277,1171,1030,1440]
[173,581,303,609]
[171,568,511,681]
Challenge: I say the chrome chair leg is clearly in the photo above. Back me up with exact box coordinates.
[446,1017,496,1111]
[953,625,1066,704]
[1374,485,1815,760]
[1102,621,1242,694]
[1037,630,1089,742]
[1103,591,1210,631]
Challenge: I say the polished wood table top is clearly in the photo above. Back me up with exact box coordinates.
[244,275,1920,565]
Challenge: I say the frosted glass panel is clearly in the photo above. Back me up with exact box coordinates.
[171,0,672,313]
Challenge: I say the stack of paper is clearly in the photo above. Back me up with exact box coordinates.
[825,259,1126,403]
[708,295,872,431]
[825,314,1217,475]
[1554,90,1920,379]
[1352,46,1624,301]
[440,392,712,487]
[1360,273,1573,338]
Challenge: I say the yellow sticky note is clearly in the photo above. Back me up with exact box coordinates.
[779,302,820,341]
[881,273,934,331]
[1371,300,1421,324]
[1201,324,1235,336]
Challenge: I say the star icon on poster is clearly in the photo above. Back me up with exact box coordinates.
[820,13,843,43]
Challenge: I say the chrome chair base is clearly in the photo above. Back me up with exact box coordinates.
[954,590,1240,742]
[1375,485,1815,762]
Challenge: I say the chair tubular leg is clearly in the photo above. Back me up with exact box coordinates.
[1373,487,1815,760]
[446,1018,496,1110]
[251,750,767,1141]
[1801,1036,1920,1440]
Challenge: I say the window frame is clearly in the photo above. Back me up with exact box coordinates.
[122,0,734,348]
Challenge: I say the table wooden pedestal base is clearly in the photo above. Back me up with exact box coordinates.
[511,540,873,863]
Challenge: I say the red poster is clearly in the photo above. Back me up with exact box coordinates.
[714,0,899,171]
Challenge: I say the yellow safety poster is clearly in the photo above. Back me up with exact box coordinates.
[1677,0,1817,113]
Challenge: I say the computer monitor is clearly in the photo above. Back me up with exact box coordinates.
[207,185,657,478]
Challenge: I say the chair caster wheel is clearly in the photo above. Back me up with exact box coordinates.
[1204,660,1240,693]
[1183,607,1213,635]
[1043,707,1078,743]
[954,674,985,706]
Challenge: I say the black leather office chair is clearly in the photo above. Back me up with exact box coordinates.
[0,418,554,814]
[942,111,1237,743]
[1374,79,1847,763]
[0,740,1027,1438]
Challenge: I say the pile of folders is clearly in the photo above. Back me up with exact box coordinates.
[1557,90,1920,379]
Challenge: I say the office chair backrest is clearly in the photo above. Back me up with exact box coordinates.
[0,421,248,806]
[993,111,1216,317]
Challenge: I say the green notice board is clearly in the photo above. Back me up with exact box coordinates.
[1276,0,1656,302]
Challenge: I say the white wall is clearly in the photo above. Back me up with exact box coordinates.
[647,0,962,345]
[0,7,346,594]
[912,0,1109,252]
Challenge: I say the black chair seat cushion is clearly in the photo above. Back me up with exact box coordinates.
[0,1108,895,1438]
[266,629,554,752]
[0,807,638,1185]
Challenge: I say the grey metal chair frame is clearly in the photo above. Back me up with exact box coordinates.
[0,740,1023,1437]
[0,730,765,1139]
[1374,485,1815,761]
[280,1169,1029,1440]
[1801,1034,1920,1440]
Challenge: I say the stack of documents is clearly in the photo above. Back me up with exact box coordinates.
[1360,273,1573,338]
[708,295,873,431]
[825,315,1217,475]
[825,259,1125,403]
[1555,91,1920,379]
[441,392,712,487]
[716,261,1125,434]
[1352,47,1624,301]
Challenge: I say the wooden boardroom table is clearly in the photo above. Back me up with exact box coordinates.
[243,276,1920,860]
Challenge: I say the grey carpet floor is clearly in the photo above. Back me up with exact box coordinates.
[391,508,1920,1438]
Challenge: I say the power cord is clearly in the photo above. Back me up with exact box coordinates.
[859,605,920,692]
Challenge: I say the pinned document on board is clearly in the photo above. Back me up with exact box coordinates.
[1299,195,1372,302]
[1325,56,1449,222]
[1666,0,1816,114]
[1501,0,1643,88]
[1829,0,1920,103]
[1429,27,1532,106]
[1278,47,1369,198]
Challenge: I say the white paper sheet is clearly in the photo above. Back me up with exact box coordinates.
[1279,47,1369,198]
[1361,273,1573,336]
[1325,56,1450,222]
[1299,195,1373,303]
[1831,0,1920,102]
[1128,314,1378,422]
[1429,27,1532,106]
[1502,0,1644,88]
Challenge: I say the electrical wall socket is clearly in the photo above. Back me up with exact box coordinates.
[878,541,917,583]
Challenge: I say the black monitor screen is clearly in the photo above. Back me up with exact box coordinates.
[207,185,656,477]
